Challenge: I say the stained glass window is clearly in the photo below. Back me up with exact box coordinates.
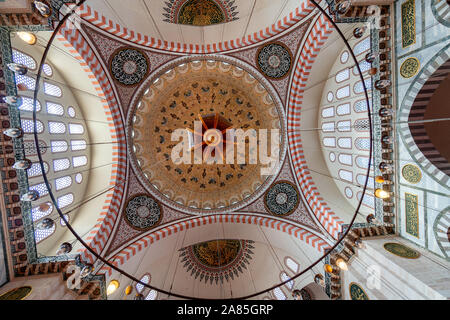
[44,82,62,97]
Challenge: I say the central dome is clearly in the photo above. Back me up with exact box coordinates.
[130,58,286,213]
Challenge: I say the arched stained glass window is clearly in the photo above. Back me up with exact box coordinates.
[322,122,335,132]
[57,193,74,209]
[69,123,84,134]
[323,137,336,147]
[273,287,286,300]
[339,170,353,182]
[44,82,62,97]
[46,102,64,115]
[29,183,49,196]
[285,257,299,273]
[337,120,351,132]
[21,119,44,133]
[357,192,375,208]
[71,140,86,151]
[145,290,157,300]
[335,68,350,83]
[355,138,371,151]
[51,140,68,153]
[136,274,151,293]
[338,137,352,149]
[15,74,36,90]
[12,49,36,69]
[321,107,335,118]
[35,224,55,243]
[53,158,70,172]
[18,97,41,112]
[32,202,53,221]
[48,121,66,134]
[55,176,72,191]
[280,272,294,290]
[336,86,350,99]
[42,63,53,77]
[338,154,352,166]
[353,37,370,56]
[336,103,351,116]
[73,156,88,167]
[27,162,49,178]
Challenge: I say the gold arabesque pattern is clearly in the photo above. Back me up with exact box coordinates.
[132,60,281,210]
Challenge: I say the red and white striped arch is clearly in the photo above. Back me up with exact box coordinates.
[287,15,344,239]
[99,214,331,276]
[72,0,317,54]
[56,22,128,264]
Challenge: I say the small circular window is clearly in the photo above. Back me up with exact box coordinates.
[75,173,83,184]
[67,106,76,118]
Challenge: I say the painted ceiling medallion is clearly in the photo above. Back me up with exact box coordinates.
[179,239,255,284]
[264,181,300,216]
[0,286,32,300]
[163,0,238,26]
[400,57,420,78]
[257,42,292,79]
[383,242,421,259]
[125,195,162,231]
[110,48,149,86]
[349,282,369,300]
[131,58,285,212]
[401,164,422,184]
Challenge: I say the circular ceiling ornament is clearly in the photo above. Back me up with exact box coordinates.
[400,57,420,78]
[129,56,287,214]
[264,181,300,216]
[402,164,422,184]
[257,42,292,79]
[110,48,149,86]
[178,239,255,284]
[124,195,162,231]
[383,242,421,259]
[349,282,369,300]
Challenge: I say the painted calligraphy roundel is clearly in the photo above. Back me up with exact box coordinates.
[257,42,292,79]
[110,48,149,86]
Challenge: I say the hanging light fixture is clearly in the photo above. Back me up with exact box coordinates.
[33,1,51,17]
[375,176,385,184]
[375,188,390,199]
[2,96,22,106]
[12,159,32,170]
[107,280,120,296]
[36,218,54,230]
[314,274,325,287]
[379,162,393,173]
[354,238,364,249]
[336,0,352,14]
[20,190,40,202]
[7,63,28,75]
[134,293,145,300]
[56,242,72,255]
[17,32,37,45]
[3,128,23,138]
[80,264,94,278]
[382,135,393,145]
[335,258,348,271]
[375,79,392,90]
[124,285,133,296]
[365,52,377,63]
[324,264,334,274]
[292,290,302,300]
[353,27,366,38]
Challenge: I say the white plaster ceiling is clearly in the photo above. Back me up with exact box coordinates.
[106,222,326,300]
[83,0,306,45]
